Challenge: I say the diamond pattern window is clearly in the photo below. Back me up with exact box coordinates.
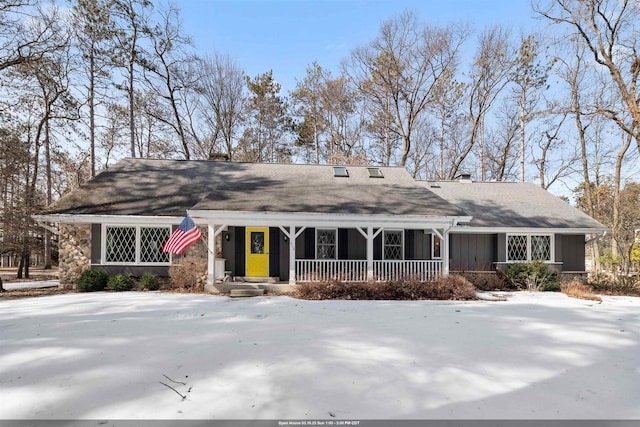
[105,225,172,264]
[106,226,136,263]
[507,235,528,261]
[531,235,551,261]
[384,230,403,260]
[507,234,553,262]
[140,227,171,263]
[317,229,337,259]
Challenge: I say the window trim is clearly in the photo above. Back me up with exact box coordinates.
[102,224,172,266]
[383,229,404,260]
[506,233,554,263]
[333,166,349,178]
[431,234,442,260]
[367,167,384,178]
[315,228,338,260]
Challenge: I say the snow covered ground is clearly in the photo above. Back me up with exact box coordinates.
[0,291,638,420]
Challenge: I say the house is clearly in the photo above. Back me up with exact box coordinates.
[38,158,606,289]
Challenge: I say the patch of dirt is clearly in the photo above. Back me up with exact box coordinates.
[0,287,73,301]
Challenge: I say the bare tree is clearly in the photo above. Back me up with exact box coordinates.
[452,25,514,180]
[0,0,64,73]
[484,100,520,181]
[142,4,197,159]
[535,0,640,154]
[344,11,470,167]
[197,53,245,160]
[511,33,554,182]
[111,0,154,158]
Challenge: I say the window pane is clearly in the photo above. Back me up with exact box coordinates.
[106,226,136,263]
[507,235,528,261]
[384,230,403,260]
[317,229,336,259]
[531,235,551,261]
[250,232,265,254]
[140,227,170,263]
[432,235,442,259]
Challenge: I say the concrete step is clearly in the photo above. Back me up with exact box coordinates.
[230,288,265,297]
[237,276,279,283]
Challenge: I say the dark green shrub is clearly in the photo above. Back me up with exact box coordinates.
[107,274,135,292]
[502,262,560,291]
[292,275,477,301]
[139,272,160,290]
[77,269,109,292]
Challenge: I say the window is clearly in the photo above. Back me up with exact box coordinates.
[367,167,384,178]
[106,226,136,263]
[250,231,265,254]
[383,230,403,260]
[140,227,171,263]
[333,166,349,177]
[432,234,442,259]
[507,234,552,262]
[104,225,171,264]
[316,229,337,259]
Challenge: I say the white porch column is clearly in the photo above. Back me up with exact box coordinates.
[366,227,374,281]
[208,224,215,284]
[357,226,382,281]
[289,225,296,285]
[279,225,306,285]
[442,227,450,276]
[206,224,227,285]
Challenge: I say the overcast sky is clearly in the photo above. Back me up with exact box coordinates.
[176,0,540,93]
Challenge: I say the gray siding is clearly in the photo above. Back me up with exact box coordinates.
[408,230,430,260]
[450,234,497,271]
[91,224,101,264]
[221,226,236,275]
[497,233,507,263]
[560,234,586,271]
[279,230,289,281]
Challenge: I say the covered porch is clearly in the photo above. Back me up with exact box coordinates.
[189,210,471,287]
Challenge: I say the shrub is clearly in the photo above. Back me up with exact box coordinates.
[465,272,509,291]
[587,274,640,296]
[561,280,602,302]
[107,274,135,292]
[501,262,560,291]
[169,255,206,290]
[139,272,160,290]
[292,275,477,301]
[77,269,109,292]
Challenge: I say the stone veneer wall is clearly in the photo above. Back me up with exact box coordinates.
[58,223,92,287]
[58,224,222,288]
[169,226,222,288]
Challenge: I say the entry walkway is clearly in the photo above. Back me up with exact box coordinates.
[2,279,60,291]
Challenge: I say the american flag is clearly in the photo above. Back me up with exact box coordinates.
[162,215,202,255]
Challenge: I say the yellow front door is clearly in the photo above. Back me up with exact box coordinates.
[246,227,269,277]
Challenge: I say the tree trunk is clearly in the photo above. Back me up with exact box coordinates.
[129,58,136,158]
[44,119,52,270]
[612,132,633,273]
[90,48,96,177]
[519,89,526,182]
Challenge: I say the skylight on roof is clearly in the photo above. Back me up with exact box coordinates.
[367,167,384,178]
[333,166,349,177]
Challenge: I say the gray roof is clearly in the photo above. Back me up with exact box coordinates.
[46,158,466,218]
[426,181,606,230]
